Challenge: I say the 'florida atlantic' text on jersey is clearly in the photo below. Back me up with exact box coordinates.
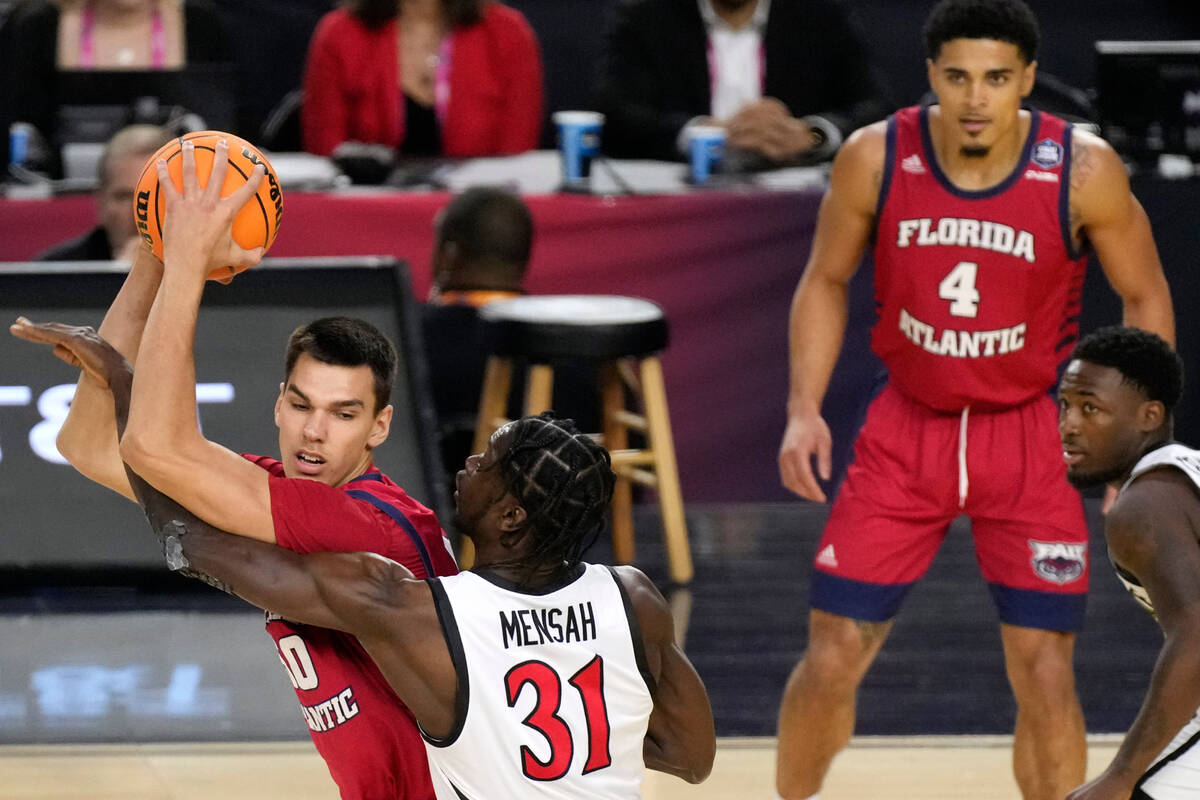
[872,105,1089,412]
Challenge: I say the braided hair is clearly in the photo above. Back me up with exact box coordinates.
[493,412,615,586]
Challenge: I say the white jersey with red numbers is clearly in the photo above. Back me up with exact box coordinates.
[871,105,1089,412]
[422,564,655,799]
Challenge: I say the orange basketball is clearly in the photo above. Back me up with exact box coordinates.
[133,130,283,281]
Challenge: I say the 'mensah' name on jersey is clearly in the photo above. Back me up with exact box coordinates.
[896,217,1036,263]
[499,601,597,649]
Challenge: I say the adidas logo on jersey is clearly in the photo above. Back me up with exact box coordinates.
[816,544,839,568]
[901,154,925,174]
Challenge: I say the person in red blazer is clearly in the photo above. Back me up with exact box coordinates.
[301,0,544,158]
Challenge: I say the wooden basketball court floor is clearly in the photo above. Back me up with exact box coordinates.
[0,735,1122,799]
[0,503,1156,798]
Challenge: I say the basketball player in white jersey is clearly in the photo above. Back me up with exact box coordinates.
[3,313,717,799]
[1058,326,1199,800]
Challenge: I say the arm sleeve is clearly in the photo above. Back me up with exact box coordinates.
[595,2,696,161]
[301,12,350,156]
[794,0,890,143]
[493,11,544,154]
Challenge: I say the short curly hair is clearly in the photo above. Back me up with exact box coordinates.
[923,0,1040,64]
[1071,326,1183,417]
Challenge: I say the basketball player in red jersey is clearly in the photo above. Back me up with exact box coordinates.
[14,141,458,799]
[7,302,718,796]
[774,2,1175,799]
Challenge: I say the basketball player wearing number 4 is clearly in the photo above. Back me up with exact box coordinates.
[12,138,462,799]
[775,2,1174,799]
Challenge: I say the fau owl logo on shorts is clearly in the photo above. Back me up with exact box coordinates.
[1028,540,1086,584]
[1030,138,1064,170]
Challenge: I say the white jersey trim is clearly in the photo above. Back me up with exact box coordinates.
[1122,443,1200,493]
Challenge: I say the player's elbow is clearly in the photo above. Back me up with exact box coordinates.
[647,725,716,783]
[55,424,91,473]
[59,433,112,488]
[118,426,171,477]
[672,740,715,784]
[681,746,715,784]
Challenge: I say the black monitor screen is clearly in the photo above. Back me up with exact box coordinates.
[0,257,447,569]
[54,63,238,145]
[1096,40,1200,162]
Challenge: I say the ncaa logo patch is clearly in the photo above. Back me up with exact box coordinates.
[1029,540,1086,584]
[1031,138,1063,169]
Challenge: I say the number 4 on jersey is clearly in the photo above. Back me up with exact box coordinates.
[938,261,980,318]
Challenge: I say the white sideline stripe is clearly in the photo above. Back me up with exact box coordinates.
[717,733,1125,750]
[0,733,1127,758]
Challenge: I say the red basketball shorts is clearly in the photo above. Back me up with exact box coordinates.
[810,383,1088,632]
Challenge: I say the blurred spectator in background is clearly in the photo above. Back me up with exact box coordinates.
[35,123,168,261]
[301,0,544,158]
[2,0,229,176]
[421,186,600,494]
[427,186,531,309]
[421,186,531,488]
[596,0,889,165]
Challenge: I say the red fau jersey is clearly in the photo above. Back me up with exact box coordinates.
[245,454,459,800]
[871,105,1088,412]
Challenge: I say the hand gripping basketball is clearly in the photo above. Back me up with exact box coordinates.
[133,130,283,281]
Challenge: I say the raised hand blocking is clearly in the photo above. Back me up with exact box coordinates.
[8,317,131,389]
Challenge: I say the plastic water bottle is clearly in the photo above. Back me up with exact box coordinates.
[9,123,29,167]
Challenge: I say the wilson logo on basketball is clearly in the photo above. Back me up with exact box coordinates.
[131,130,283,282]
[242,147,284,231]
[135,189,153,250]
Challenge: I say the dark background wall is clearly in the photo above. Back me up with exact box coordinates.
[2,0,1197,152]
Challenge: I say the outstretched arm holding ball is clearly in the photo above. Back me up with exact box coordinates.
[29,132,283,503]
[117,138,283,544]
[13,133,307,548]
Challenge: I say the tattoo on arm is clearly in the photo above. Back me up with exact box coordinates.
[1070,139,1096,192]
[1068,139,1096,240]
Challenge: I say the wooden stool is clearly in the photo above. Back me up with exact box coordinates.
[470,295,693,583]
